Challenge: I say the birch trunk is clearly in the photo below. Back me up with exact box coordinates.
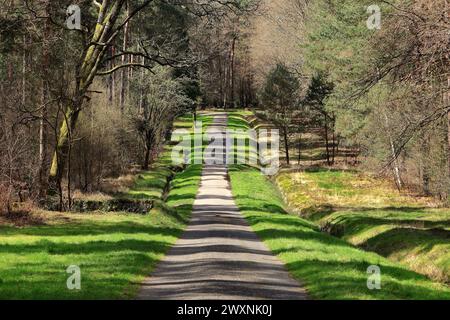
[48,1,127,192]
[119,0,130,112]
[383,110,403,190]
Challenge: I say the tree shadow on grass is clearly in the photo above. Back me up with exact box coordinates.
[166,193,198,203]
[0,220,181,238]
[284,259,450,300]
[125,191,161,200]
[302,205,450,228]
[246,213,450,299]
[361,227,450,255]
[0,251,166,299]
[0,218,183,299]
[256,226,360,250]
[325,214,450,237]
[244,213,317,230]
[0,238,171,255]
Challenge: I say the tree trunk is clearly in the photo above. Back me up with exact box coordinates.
[390,135,403,190]
[324,114,331,165]
[22,35,26,106]
[119,1,130,112]
[421,133,431,196]
[143,143,151,170]
[331,115,336,165]
[229,36,236,108]
[383,111,403,190]
[297,132,302,165]
[48,1,127,192]
[108,46,115,104]
[223,55,228,110]
[127,14,132,104]
[38,80,49,199]
[38,5,50,199]
[48,104,81,193]
[283,127,290,165]
[107,52,113,104]
[193,105,197,122]
[218,54,223,108]
[139,56,145,114]
[447,76,450,186]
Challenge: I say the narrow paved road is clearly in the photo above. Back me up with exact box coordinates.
[138,113,308,300]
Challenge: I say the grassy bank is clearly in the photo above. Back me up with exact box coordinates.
[227,110,449,299]
[229,165,450,299]
[0,113,208,299]
[0,164,202,299]
[276,169,450,284]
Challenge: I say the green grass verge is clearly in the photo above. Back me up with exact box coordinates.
[229,165,450,299]
[277,169,450,284]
